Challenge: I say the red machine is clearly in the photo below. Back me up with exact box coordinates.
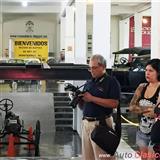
[0,98,40,157]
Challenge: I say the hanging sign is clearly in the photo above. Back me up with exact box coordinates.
[129,16,134,48]
[142,16,151,48]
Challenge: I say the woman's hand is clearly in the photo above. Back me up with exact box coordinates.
[141,106,155,117]
[129,106,143,114]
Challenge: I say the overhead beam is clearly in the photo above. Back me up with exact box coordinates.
[111,6,137,15]
[2,6,61,13]
[0,65,91,80]
[2,0,64,3]
[0,65,145,92]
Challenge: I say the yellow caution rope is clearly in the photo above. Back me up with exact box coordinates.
[121,115,139,127]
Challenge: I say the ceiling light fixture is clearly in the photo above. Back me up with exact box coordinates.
[22,1,28,7]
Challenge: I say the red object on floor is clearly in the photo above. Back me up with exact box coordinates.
[0,137,2,148]
[28,126,34,150]
[7,134,15,157]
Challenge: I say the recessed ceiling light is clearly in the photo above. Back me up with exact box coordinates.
[22,1,28,7]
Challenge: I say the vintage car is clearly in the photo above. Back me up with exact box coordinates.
[112,47,150,71]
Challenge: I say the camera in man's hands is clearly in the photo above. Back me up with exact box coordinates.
[64,83,85,108]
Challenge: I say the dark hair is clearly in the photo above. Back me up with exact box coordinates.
[146,58,160,81]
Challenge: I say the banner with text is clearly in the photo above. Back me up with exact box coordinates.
[129,16,134,48]
[142,16,151,48]
[128,16,134,62]
[14,38,48,61]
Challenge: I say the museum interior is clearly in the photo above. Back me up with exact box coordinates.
[0,0,159,160]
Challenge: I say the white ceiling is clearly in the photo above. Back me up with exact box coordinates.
[2,1,62,6]
[87,1,151,18]
[1,0,151,20]
[111,2,151,17]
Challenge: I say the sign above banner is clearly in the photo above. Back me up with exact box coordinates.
[10,35,47,38]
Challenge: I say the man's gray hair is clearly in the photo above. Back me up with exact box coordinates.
[90,54,106,67]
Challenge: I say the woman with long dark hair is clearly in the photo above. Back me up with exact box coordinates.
[129,59,160,160]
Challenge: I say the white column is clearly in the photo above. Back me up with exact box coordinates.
[119,18,129,61]
[60,17,65,51]
[134,13,142,47]
[92,0,111,68]
[151,1,160,59]
[65,6,75,63]
[119,18,129,50]
[73,1,87,135]
[0,5,2,57]
[75,1,87,64]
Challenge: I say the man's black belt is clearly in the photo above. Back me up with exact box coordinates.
[83,114,111,122]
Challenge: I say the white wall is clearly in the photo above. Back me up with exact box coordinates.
[2,14,59,57]
[2,13,121,60]
[142,8,151,16]
[87,15,120,60]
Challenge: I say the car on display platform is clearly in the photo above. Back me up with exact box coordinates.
[111,47,151,93]
[112,47,150,71]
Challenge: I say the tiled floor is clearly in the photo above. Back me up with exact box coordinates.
[0,131,81,159]
[0,121,138,160]
[0,91,81,159]
[39,131,81,158]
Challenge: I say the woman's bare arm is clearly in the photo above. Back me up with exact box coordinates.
[129,83,146,114]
